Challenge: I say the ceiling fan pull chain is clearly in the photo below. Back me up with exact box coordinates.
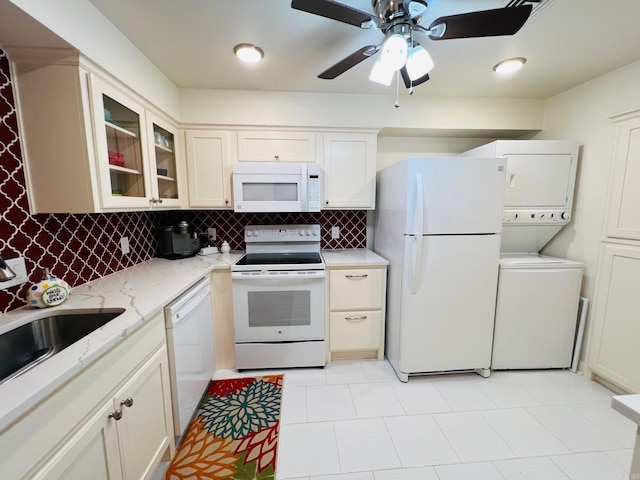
[395,70,401,108]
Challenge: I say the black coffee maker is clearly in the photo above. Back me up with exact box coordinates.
[158,221,200,259]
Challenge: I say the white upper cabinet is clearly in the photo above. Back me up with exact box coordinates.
[237,130,318,163]
[322,132,377,209]
[184,129,236,208]
[11,52,183,213]
[606,111,640,240]
[146,111,184,209]
[90,76,154,209]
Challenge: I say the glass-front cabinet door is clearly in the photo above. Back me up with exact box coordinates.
[90,76,153,208]
[146,112,182,208]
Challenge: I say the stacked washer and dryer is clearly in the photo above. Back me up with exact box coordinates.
[462,140,584,370]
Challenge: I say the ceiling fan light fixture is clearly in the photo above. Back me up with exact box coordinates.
[234,43,264,63]
[493,57,526,74]
[406,44,434,81]
[379,33,408,72]
[369,58,394,85]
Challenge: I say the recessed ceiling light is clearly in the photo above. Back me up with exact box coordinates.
[493,57,526,74]
[234,44,264,63]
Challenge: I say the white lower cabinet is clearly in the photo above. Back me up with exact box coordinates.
[588,242,640,392]
[328,267,387,360]
[0,313,174,480]
[113,348,172,480]
[31,403,122,480]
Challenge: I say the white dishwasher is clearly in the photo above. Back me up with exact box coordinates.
[164,277,215,439]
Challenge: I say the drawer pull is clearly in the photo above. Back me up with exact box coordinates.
[120,397,134,408]
[108,409,123,421]
[345,274,368,279]
[345,315,368,321]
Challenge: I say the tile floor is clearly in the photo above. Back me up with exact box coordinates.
[256,359,635,480]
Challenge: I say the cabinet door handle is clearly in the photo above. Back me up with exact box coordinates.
[345,274,368,279]
[108,409,123,421]
[274,155,279,160]
[225,199,229,204]
[325,200,329,205]
[345,315,367,321]
[120,397,134,408]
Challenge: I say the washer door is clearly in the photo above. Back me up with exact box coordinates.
[492,266,583,369]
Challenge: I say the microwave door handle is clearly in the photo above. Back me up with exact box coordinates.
[300,164,308,211]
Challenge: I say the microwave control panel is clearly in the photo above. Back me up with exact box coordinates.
[306,164,322,212]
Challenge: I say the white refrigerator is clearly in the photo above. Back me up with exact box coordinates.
[374,157,506,381]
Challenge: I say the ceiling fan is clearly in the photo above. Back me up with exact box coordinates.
[291,0,533,89]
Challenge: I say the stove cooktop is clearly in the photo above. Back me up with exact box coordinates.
[234,252,323,267]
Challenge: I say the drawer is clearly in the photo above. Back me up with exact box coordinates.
[329,268,384,310]
[330,311,382,351]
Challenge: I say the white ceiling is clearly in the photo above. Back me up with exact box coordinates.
[85,0,640,99]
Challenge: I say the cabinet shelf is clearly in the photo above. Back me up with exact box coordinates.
[155,143,173,153]
[157,174,176,182]
[109,165,142,175]
[105,120,138,138]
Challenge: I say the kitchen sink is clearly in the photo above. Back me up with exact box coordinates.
[0,308,125,385]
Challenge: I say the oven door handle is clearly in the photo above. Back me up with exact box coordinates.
[231,271,326,280]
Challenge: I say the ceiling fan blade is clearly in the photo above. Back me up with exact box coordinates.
[318,45,378,79]
[400,67,430,88]
[291,0,380,28]
[428,5,532,40]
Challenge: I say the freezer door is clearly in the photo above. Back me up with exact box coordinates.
[406,157,505,235]
[398,234,501,374]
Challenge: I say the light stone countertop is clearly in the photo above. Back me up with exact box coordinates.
[0,252,242,432]
[612,394,640,425]
[322,248,389,267]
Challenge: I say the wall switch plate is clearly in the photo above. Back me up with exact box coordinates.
[331,226,340,239]
[120,236,130,255]
[0,256,28,290]
[207,228,216,241]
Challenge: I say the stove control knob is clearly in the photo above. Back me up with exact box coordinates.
[298,230,304,236]
[561,211,570,220]
[312,230,318,236]
[306,230,311,236]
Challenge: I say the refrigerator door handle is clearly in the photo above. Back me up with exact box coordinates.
[410,235,424,294]
[410,174,425,294]
[412,174,424,235]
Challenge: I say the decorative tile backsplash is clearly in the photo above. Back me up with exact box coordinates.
[0,49,367,314]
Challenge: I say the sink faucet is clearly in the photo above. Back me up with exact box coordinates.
[0,256,17,281]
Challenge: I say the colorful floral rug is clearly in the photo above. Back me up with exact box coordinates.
[165,375,283,480]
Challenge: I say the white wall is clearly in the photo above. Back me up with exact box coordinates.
[534,59,640,372]
[178,88,545,133]
[535,59,640,299]
[4,0,180,119]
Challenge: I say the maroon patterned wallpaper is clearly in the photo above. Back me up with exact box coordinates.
[0,49,366,314]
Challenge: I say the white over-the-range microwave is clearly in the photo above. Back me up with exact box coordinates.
[232,162,322,212]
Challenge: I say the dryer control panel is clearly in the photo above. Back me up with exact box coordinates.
[503,209,571,225]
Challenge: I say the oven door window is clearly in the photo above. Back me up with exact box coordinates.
[248,291,310,327]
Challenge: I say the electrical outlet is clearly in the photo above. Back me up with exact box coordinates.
[0,256,28,290]
[331,226,340,239]
[120,236,130,255]
[207,228,217,241]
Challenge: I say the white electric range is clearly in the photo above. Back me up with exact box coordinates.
[231,224,326,370]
